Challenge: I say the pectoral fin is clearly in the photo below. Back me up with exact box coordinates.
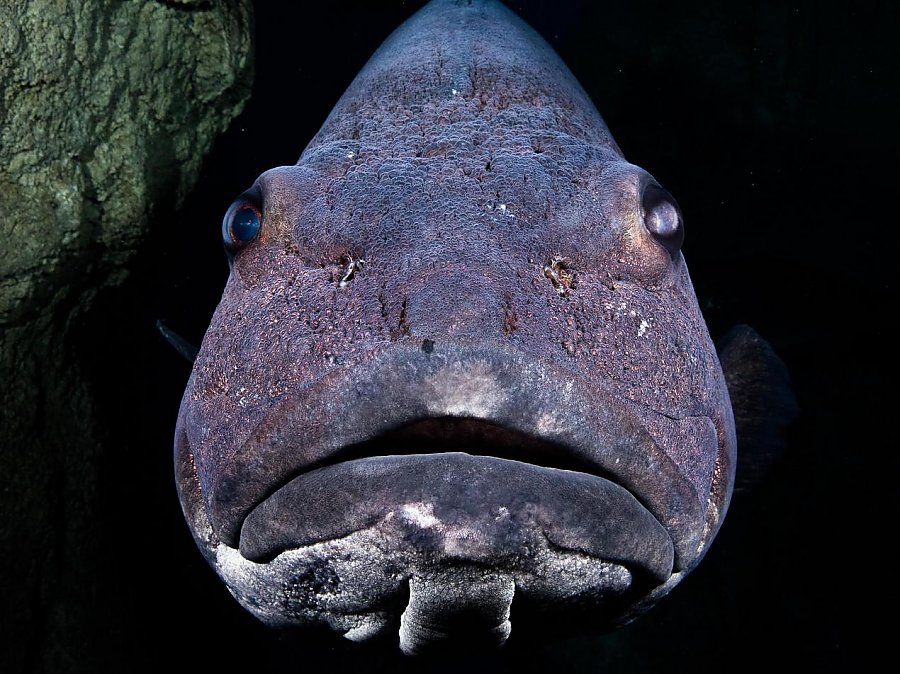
[717,325,799,492]
[156,320,199,364]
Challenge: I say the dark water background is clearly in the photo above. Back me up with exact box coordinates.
[80,1,895,671]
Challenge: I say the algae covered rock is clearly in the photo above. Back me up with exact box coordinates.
[0,1,253,671]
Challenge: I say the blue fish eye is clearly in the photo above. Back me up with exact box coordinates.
[642,183,684,258]
[231,207,260,241]
[223,192,262,252]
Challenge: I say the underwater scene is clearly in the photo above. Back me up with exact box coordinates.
[0,1,893,672]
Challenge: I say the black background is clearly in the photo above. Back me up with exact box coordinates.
[81,1,895,672]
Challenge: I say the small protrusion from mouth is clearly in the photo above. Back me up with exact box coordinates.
[399,568,515,655]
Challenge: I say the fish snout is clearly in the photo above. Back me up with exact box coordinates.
[400,266,510,341]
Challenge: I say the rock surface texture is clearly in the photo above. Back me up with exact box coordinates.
[0,1,253,671]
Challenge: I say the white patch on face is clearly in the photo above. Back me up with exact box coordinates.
[424,361,504,417]
[343,617,388,643]
[603,301,633,316]
[451,88,458,95]
[601,300,652,337]
[398,502,440,529]
[498,203,515,217]
[535,409,565,435]
[235,386,261,408]
[216,541,256,583]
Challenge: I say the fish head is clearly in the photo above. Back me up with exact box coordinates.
[174,0,736,653]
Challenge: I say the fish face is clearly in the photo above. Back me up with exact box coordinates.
[174,0,735,652]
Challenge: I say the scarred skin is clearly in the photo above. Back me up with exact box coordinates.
[174,0,736,653]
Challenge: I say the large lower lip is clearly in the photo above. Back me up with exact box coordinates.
[239,448,675,582]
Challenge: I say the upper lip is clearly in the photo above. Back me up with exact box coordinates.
[186,342,705,569]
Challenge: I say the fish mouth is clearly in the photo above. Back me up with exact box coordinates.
[188,343,706,579]
[239,418,675,584]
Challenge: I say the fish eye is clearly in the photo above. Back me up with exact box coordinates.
[641,183,684,258]
[222,188,262,252]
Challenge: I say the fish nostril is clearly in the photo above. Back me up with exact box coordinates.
[338,255,365,287]
[542,256,576,296]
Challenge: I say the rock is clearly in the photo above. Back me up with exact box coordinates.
[0,1,253,671]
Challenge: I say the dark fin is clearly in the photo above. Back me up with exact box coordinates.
[717,325,799,492]
[156,320,199,364]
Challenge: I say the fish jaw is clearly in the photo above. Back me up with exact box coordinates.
[175,342,730,646]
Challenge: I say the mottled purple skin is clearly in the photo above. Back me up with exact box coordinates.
[174,0,736,647]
